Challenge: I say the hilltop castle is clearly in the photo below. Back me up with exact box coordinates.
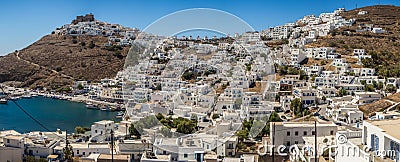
[72,13,95,24]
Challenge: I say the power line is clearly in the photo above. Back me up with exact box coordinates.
[0,85,67,141]
[0,85,52,132]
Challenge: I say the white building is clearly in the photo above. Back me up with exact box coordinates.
[70,143,110,157]
[270,121,338,151]
[363,119,400,161]
[91,120,115,141]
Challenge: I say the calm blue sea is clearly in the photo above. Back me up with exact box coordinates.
[0,96,120,133]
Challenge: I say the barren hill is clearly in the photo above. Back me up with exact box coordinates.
[0,34,129,89]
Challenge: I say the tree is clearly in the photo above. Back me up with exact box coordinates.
[63,143,74,161]
[377,82,384,90]
[156,113,164,120]
[338,88,347,97]
[177,120,196,134]
[129,124,141,139]
[212,114,220,119]
[77,83,84,90]
[236,129,249,140]
[75,126,84,134]
[245,63,252,71]
[322,96,327,103]
[160,126,172,137]
[386,85,397,93]
[269,112,282,122]
[365,84,375,92]
[290,98,303,117]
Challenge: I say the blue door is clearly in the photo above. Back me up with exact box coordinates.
[375,136,379,152]
[371,134,375,151]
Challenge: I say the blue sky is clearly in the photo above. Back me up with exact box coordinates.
[0,0,399,55]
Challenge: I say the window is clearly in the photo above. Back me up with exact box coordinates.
[184,154,188,158]
[295,131,299,136]
[77,150,79,154]
[287,131,290,136]
[6,139,9,143]
[228,152,233,156]
[330,130,334,135]
[312,131,315,135]
[304,131,307,136]
[286,141,290,146]
[83,152,85,155]
[295,141,299,144]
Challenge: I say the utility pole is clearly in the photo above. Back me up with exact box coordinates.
[111,129,114,162]
[272,122,275,162]
[125,123,128,139]
[314,121,317,162]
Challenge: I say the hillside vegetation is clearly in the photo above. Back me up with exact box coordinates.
[0,34,129,89]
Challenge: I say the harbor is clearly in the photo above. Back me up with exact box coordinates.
[0,96,121,133]
[0,85,126,112]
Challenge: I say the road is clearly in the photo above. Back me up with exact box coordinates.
[15,51,75,80]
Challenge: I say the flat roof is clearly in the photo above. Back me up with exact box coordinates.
[0,130,21,136]
[4,135,24,140]
[98,154,130,160]
[70,143,109,149]
[367,118,400,140]
[274,121,336,127]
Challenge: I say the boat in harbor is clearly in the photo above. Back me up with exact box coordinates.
[51,95,60,99]
[100,105,110,111]
[86,102,99,110]
[22,95,32,99]
[116,111,124,118]
[10,96,20,101]
[0,98,8,104]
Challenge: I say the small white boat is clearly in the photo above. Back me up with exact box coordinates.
[86,102,99,109]
[10,97,19,100]
[0,98,8,104]
[22,95,32,99]
[117,111,124,116]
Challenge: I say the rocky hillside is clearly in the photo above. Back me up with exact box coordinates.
[309,5,400,77]
[0,34,129,89]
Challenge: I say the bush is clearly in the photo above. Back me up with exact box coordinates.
[89,41,95,49]
[55,67,62,72]
[212,114,220,119]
